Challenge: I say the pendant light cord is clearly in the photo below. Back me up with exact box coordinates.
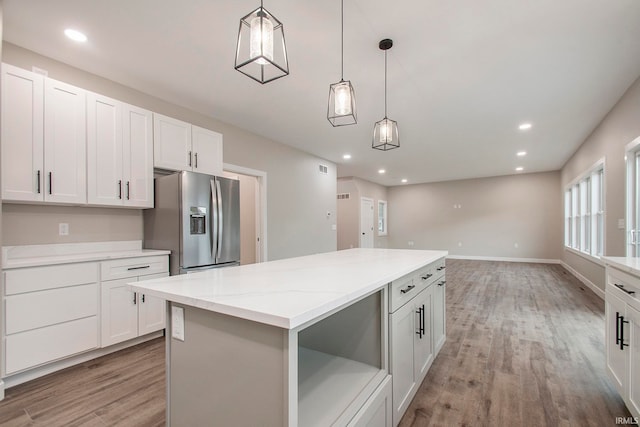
[341,0,344,80]
[384,49,387,118]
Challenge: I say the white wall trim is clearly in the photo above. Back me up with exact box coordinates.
[2,332,162,391]
[0,380,4,401]
[559,261,605,300]
[564,246,605,266]
[223,162,268,262]
[446,255,561,264]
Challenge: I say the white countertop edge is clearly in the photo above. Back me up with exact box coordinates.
[2,241,170,269]
[602,256,640,277]
[130,249,448,330]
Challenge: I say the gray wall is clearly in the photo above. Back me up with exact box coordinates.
[387,171,562,260]
[561,75,640,291]
[337,177,388,250]
[1,42,337,260]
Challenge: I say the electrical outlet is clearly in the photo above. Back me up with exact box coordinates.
[59,223,69,236]
[458,242,463,247]
[408,241,414,246]
[172,306,185,341]
[514,243,519,248]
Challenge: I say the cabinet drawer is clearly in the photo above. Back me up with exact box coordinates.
[100,255,168,281]
[5,316,98,374]
[4,262,98,295]
[608,268,640,307]
[347,375,392,427]
[389,274,418,313]
[6,283,98,335]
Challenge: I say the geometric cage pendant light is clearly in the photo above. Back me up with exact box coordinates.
[235,0,289,84]
[372,38,399,151]
[327,0,357,126]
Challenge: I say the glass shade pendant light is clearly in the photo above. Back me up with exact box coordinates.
[327,0,356,126]
[235,0,289,84]
[372,39,399,151]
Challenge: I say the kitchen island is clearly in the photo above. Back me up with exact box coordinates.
[130,248,447,427]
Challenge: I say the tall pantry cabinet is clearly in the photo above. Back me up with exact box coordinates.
[2,63,86,204]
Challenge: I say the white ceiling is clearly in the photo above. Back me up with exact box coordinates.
[3,0,640,186]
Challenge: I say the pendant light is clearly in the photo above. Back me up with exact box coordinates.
[235,0,289,84]
[372,39,399,151]
[327,0,356,126]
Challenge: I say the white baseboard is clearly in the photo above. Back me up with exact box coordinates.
[446,255,561,264]
[559,261,605,300]
[2,331,163,391]
[445,255,604,300]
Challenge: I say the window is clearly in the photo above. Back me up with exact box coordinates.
[378,200,388,236]
[626,137,640,256]
[564,162,604,258]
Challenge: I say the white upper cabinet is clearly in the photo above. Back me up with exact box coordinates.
[87,92,153,208]
[44,78,87,204]
[1,63,45,201]
[153,113,223,176]
[2,64,86,204]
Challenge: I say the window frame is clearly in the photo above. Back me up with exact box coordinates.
[377,200,388,236]
[564,158,605,262]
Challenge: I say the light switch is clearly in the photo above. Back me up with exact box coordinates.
[172,306,185,341]
[618,219,625,230]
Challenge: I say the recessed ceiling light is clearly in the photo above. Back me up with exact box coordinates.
[518,123,532,131]
[515,167,524,172]
[378,169,386,174]
[517,151,527,157]
[64,29,87,43]
[343,154,351,160]
[401,179,408,183]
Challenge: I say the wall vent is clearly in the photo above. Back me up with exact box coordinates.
[318,164,328,174]
[337,193,350,200]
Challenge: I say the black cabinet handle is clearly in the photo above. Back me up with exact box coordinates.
[188,151,192,167]
[416,306,424,338]
[118,180,122,199]
[127,265,150,271]
[48,172,52,195]
[133,293,137,305]
[438,280,446,286]
[621,315,629,351]
[36,170,41,194]
[614,283,636,295]
[437,266,446,271]
[421,274,432,280]
[616,312,621,346]
[195,152,198,168]
[126,181,130,200]
[142,294,146,303]
[401,284,415,294]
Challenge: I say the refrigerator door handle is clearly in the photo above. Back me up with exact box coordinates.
[210,179,218,261]
[216,179,223,262]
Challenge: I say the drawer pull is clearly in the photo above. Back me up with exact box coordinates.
[437,266,446,271]
[438,280,446,286]
[421,274,432,280]
[614,283,636,295]
[617,312,629,350]
[127,265,151,271]
[133,293,137,305]
[416,305,425,338]
[400,284,415,294]
[142,294,146,303]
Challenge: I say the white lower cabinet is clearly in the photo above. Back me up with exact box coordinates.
[3,262,99,375]
[604,262,640,419]
[433,278,446,353]
[100,256,168,347]
[348,375,393,427]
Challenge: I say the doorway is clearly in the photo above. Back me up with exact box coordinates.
[360,197,374,248]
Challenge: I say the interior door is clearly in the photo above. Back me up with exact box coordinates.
[360,197,375,248]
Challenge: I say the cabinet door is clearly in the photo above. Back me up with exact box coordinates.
[137,272,168,335]
[433,279,446,354]
[606,292,629,397]
[414,286,433,381]
[123,104,153,208]
[153,113,192,171]
[389,299,418,425]
[1,63,44,201]
[87,92,123,206]
[192,125,223,176]
[101,278,139,347]
[44,78,87,203]
[628,305,640,417]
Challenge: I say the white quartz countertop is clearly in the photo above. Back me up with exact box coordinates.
[2,241,170,269]
[129,248,447,329]
[602,256,640,277]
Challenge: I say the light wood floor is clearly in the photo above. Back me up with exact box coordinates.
[399,259,631,427]
[0,260,631,426]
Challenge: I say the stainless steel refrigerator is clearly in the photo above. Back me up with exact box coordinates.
[144,171,240,275]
